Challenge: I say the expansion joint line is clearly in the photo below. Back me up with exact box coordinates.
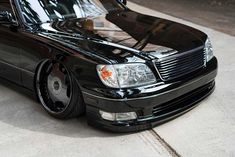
[150,129,181,157]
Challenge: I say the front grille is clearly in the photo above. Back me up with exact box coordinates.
[154,48,206,81]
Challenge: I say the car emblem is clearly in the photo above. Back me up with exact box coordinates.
[150,46,178,59]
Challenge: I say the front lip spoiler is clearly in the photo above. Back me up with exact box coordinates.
[86,81,215,132]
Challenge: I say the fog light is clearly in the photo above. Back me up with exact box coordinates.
[99,110,137,121]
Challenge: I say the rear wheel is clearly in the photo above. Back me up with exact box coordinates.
[36,60,84,119]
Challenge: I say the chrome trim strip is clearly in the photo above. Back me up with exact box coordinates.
[82,73,213,102]
[0,60,34,76]
[152,59,164,81]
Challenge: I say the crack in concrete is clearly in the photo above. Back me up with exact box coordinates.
[149,129,181,157]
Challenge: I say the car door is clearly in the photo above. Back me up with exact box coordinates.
[0,1,21,84]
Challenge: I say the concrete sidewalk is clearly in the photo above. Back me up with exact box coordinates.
[0,2,234,157]
[127,2,235,157]
[0,81,171,157]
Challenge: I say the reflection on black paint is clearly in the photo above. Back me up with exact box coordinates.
[19,0,126,24]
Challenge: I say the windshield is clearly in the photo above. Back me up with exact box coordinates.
[18,0,126,24]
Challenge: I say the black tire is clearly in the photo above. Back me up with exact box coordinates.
[36,60,85,119]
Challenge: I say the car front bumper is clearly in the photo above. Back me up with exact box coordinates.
[82,57,218,132]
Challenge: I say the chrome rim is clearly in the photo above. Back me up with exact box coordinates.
[37,61,72,113]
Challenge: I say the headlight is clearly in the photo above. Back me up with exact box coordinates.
[97,63,156,88]
[204,38,214,62]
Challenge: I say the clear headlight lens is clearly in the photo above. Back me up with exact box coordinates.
[204,38,214,62]
[97,63,156,88]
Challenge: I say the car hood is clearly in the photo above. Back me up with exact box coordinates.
[39,10,207,63]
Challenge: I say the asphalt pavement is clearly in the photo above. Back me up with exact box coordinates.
[0,2,234,157]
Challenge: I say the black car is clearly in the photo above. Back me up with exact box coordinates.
[0,0,217,132]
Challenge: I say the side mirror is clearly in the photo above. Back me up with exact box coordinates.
[0,11,13,24]
[118,0,127,5]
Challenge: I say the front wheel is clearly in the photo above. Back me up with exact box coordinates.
[36,60,85,119]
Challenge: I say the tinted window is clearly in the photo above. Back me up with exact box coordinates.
[18,0,126,24]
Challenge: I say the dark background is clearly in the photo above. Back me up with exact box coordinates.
[129,0,235,36]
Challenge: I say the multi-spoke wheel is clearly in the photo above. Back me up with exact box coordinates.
[36,60,84,119]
